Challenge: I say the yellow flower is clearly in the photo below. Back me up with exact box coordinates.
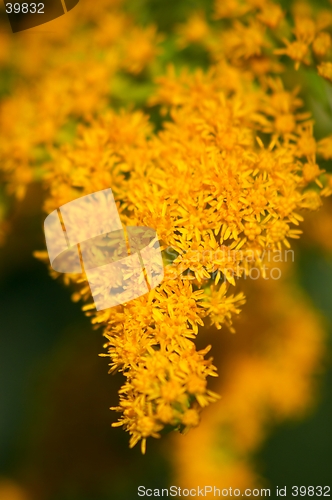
[302,162,324,187]
[293,16,316,45]
[275,39,310,70]
[202,283,246,332]
[176,12,210,47]
[120,26,162,74]
[181,408,200,428]
[257,3,284,29]
[312,32,331,58]
[317,62,332,83]
[214,0,251,19]
[317,134,332,160]
[222,20,268,62]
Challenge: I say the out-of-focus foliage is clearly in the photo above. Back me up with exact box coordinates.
[173,270,327,490]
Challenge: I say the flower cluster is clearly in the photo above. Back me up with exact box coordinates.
[1,0,331,452]
[0,0,161,203]
[178,0,332,79]
[43,53,330,452]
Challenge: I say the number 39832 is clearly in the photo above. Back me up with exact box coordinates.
[5,3,45,14]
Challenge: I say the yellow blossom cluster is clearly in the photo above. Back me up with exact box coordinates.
[0,0,161,203]
[42,63,330,451]
[178,0,332,79]
[1,0,332,453]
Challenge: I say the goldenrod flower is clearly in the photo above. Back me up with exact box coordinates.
[313,32,331,58]
[317,61,332,82]
[214,0,251,19]
[1,0,331,454]
[41,54,330,449]
[317,134,332,160]
[275,39,310,70]
[120,26,162,75]
[176,12,210,47]
[257,3,284,29]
